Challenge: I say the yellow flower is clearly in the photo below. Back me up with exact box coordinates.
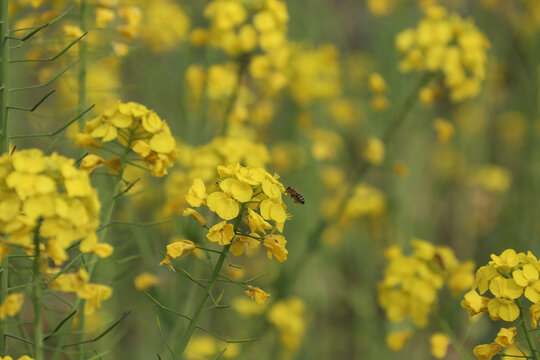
[433,118,454,144]
[84,284,113,315]
[260,198,286,223]
[267,297,306,351]
[386,330,413,352]
[245,285,270,304]
[160,239,197,266]
[183,208,207,227]
[0,293,24,319]
[530,303,540,328]
[186,179,207,207]
[461,290,489,316]
[232,297,267,317]
[368,72,387,94]
[247,208,272,233]
[219,177,253,202]
[79,154,105,173]
[207,191,240,220]
[263,234,288,263]
[487,276,522,321]
[134,272,161,291]
[490,249,520,274]
[473,342,502,360]
[512,264,540,303]
[474,264,499,294]
[362,137,385,165]
[207,221,235,246]
[230,234,260,256]
[494,327,516,347]
[430,332,449,359]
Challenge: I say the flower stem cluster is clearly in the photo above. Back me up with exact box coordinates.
[462,249,540,323]
[182,163,290,263]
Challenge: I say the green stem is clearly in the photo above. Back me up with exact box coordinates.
[51,138,132,360]
[436,316,472,360]
[33,225,43,360]
[520,300,540,360]
[0,1,10,355]
[175,244,231,358]
[175,205,246,358]
[78,0,87,131]
[0,0,9,153]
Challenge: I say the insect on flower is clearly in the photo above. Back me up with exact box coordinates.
[285,186,305,204]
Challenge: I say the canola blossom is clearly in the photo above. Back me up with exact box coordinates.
[378,238,474,351]
[396,5,490,102]
[0,149,109,265]
[76,101,176,177]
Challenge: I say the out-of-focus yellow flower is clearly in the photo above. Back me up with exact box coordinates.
[268,297,306,352]
[433,118,454,144]
[386,330,413,351]
[63,24,83,39]
[0,149,105,265]
[468,166,512,193]
[396,5,490,102]
[134,272,161,291]
[185,335,240,360]
[51,269,112,315]
[232,297,267,317]
[289,44,341,105]
[380,238,474,347]
[139,0,190,52]
[0,293,24,319]
[79,154,105,174]
[430,332,449,359]
[362,137,385,165]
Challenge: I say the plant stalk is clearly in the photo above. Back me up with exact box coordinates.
[0,0,10,355]
[33,225,43,360]
[51,137,132,360]
[78,0,88,131]
[520,300,540,360]
[175,205,246,358]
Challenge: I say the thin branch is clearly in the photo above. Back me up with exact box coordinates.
[10,104,94,139]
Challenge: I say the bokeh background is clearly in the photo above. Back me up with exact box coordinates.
[5,0,540,359]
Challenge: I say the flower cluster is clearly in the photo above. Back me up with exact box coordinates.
[183,163,289,261]
[396,5,490,101]
[76,101,176,177]
[378,238,474,351]
[50,268,112,315]
[0,149,109,265]
[462,249,540,323]
[288,44,341,105]
[200,0,288,56]
[163,134,270,215]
